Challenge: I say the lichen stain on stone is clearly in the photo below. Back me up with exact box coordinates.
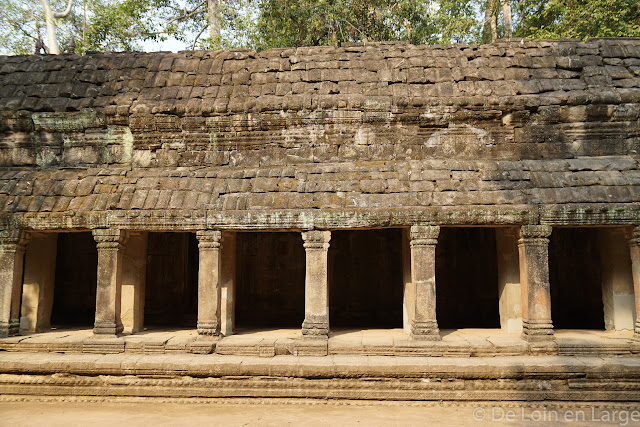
[31,111,97,133]
[34,133,60,168]
[425,124,495,156]
[101,126,133,165]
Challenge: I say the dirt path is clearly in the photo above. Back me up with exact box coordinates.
[1,398,638,426]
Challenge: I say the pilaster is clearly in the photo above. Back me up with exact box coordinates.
[220,231,236,337]
[518,225,556,352]
[92,228,128,336]
[301,230,331,338]
[409,225,441,341]
[0,229,29,337]
[628,226,640,341]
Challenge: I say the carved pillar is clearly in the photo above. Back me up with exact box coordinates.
[628,226,640,340]
[496,228,523,333]
[220,231,236,336]
[301,230,331,338]
[409,225,441,341]
[0,230,29,337]
[92,228,128,335]
[196,230,222,337]
[518,225,555,347]
[21,233,57,333]
[120,231,147,334]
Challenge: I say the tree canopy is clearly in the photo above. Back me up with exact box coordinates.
[0,0,639,55]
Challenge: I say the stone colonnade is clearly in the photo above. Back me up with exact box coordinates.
[0,225,639,347]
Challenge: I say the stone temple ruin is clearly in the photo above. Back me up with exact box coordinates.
[0,38,639,401]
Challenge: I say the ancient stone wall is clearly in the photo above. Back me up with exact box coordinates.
[0,39,638,231]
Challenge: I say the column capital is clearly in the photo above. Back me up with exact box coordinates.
[409,225,440,246]
[92,228,128,249]
[627,225,640,247]
[196,230,222,249]
[520,225,552,240]
[302,230,331,250]
[0,229,29,250]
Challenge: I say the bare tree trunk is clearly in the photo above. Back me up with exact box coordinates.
[40,0,73,54]
[490,9,497,42]
[502,0,512,38]
[482,0,497,44]
[208,0,220,42]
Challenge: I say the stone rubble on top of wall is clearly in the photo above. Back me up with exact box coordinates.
[0,38,640,115]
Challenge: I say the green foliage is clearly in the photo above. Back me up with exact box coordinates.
[513,0,640,39]
[82,0,174,52]
[251,0,480,49]
[0,0,37,54]
[0,0,639,55]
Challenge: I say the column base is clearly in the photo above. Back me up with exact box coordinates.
[302,320,329,338]
[197,321,220,337]
[93,321,124,336]
[8,319,20,336]
[522,320,556,353]
[0,320,21,337]
[0,321,9,338]
[190,334,220,354]
[410,321,441,341]
[521,320,555,341]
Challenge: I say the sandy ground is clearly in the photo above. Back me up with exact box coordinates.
[1,398,638,426]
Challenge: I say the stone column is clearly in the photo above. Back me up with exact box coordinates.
[496,228,523,333]
[301,230,331,338]
[120,231,147,334]
[220,231,236,336]
[92,228,128,335]
[196,230,222,337]
[628,226,640,340]
[402,228,414,334]
[409,225,440,341]
[600,228,635,331]
[518,225,555,348]
[20,233,57,333]
[0,229,29,337]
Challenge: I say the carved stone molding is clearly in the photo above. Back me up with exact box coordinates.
[409,225,440,246]
[92,228,128,250]
[196,230,222,249]
[301,230,331,251]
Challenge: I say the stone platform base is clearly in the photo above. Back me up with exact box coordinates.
[2,328,637,357]
[1,352,640,402]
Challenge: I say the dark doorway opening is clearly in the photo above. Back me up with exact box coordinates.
[436,227,500,329]
[144,232,198,328]
[329,229,403,329]
[51,232,97,327]
[235,232,305,328]
[549,228,605,330]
